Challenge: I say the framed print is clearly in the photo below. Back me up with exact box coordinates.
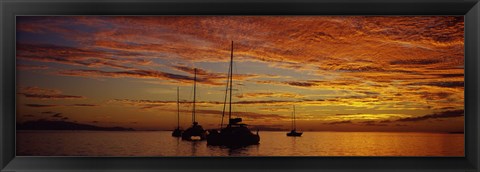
[13,15,465,157]
[1,0,479,171]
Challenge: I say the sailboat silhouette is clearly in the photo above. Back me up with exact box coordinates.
[172,87,183,137]
[207,41,260,146]
[181,68,207,141]
[286,105,302,137]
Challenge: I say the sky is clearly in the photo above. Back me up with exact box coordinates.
[16,16,464,132]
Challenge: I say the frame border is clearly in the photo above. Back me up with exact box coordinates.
[1,0,479,171]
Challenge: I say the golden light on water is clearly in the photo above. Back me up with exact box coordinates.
[17,131,464,156]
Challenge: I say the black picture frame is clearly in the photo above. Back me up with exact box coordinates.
[1,0,479,171]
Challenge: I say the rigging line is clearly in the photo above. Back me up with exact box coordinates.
[177,87,180,128]
[192,68,197,124]
[232,45,242,119]
[183,91,192,127]
[228,41,233,123]
[291,111,294,130]
[221,55,231,129]
[293,105,296,130]
[188,74,194,123]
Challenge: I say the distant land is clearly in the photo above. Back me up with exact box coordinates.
[17,120,135,131]
[15,120,464,134]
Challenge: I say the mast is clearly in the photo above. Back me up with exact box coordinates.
[177,87,180,128]
[293,105,296,130]
[291,112,294,130]
[192,68,197,124]
[221,57,231,129]
[228,41,233,124]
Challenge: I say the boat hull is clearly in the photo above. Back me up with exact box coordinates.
[182,124,206,141]
[286,132,303,137]
[207,127,260,146]
[171,128,183,137]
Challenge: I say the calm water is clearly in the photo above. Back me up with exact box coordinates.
[17,131,464,156]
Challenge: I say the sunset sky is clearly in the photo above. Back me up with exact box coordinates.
[16,16,464,132]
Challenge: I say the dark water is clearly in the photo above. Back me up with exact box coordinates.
[17,131,464,156]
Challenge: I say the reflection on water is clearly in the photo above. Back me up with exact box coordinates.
[17,131,464,156]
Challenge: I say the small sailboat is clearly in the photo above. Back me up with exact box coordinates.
[207,41,260,147]
[286,105,303,137]
[181,68,207,141]
[172,87,183,137]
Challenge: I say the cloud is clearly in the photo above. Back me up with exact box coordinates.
[436,74,464,78]
[51,113,63,118]
[110,98,307,108]
[57,69,230,86]
[411,81,464,88]
[326,120,352,125]
[390,59,443,65]
[17,64,49,70]
[356,120,389,126]
[258,107,291,112]
[17,17,464,93]
[283,81,317,87]
[325,113,409,122]
[348,110,464,124]
[17,44,149,70]
[109,99,290,120]
[25,104,58,108]
[15,16,464,132]
[257,79,367,90]
[194,109,289,120]
[18,86,85,100]
[68,104,98,107]
[59,69,190,80]
[17,17,464,71]
[363,123,389,127]
[359,120,375,124]
[172,65,212,75]
[20,94,84,99]
[25,104,98,108]
[171,65,259,81]
[236,92,303,99]
[323,110,462,127]
[47,112,68,121]
[395,110,464,122]
[419,91,453,100]
[234,100,302,105]
[249,124,285,131]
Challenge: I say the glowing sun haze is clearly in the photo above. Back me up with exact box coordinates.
[16,16,464,132]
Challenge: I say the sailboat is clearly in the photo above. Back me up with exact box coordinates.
[286,105,302,137]
[207,41,260,146]
[171,87,183,137]
[181,68,207,141]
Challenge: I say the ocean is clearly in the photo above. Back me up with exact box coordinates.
[17,130,464,156]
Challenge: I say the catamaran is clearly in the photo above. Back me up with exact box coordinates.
[286,105,303,137]
[181,68,207,141]
[207,41,260,146]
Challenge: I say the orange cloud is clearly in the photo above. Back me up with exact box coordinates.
[25,104,98,108]
[17,64,49,70]
[15,16,464,132]
[17,44,150,70]
[18,86,85,99]
[236,92,303,99]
